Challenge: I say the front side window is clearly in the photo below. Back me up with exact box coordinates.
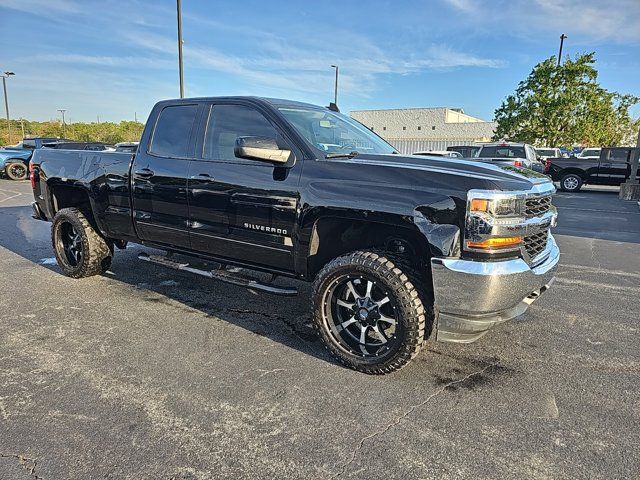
[204,104,278,161]
[278,107,396,156]
[150,104,198,158]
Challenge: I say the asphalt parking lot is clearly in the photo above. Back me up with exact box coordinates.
[0,179,638,479]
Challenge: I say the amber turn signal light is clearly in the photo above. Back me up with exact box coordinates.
[466,236,523,249]
[470,198,489,212]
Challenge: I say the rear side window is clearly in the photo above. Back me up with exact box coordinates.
[608,149,630,162]
[203,104,278,161]
[150,104,198,158]
[478,146,525,158]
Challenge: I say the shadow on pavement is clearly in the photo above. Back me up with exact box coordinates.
[0,204,334,366]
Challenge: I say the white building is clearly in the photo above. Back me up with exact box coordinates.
[350,107,496,154]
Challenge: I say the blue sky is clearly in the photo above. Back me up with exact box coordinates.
[1,0,639,124]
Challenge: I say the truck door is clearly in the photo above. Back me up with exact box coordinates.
[187,102,302,272]
[131,102,200,248]
[598,148,630,185]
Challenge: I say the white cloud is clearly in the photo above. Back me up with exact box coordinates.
[445,0,640,43]
[443,0,477,13]
[0,0,79,16]
[122,29,503,99]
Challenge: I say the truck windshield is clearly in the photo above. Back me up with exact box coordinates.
[278,107,396,156]
[478,145,526,158]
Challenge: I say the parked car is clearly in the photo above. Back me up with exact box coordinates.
[536,147,564,160]
[474,142,543,172]
[546,147,640,192]
[114,142,139,153]
[577,147,601,159]
[413,150,463,158]
[30,96,559,374]
[0,137,70,180]
[446,145,481,158]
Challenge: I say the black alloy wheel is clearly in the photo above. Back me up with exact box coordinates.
[6,162,28,180]
[58,221,84,267]
[313,251,428,374]
[51,207,113,278]
[323,274,399,357]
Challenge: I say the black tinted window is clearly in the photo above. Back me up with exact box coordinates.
[150,104,198,158]
[608,149,630,162]
[478,146,525,158]
[204,104,277,161]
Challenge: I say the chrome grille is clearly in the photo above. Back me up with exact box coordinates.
[524,229,549,259]
[525,195,552,217]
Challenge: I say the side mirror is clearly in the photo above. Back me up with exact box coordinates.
[234,136,292,164]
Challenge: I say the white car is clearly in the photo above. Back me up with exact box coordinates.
[413,150,463,158]
[577,148,601,159]
[536,147,563,159]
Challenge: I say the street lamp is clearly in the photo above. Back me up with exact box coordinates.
[2,71,15,144]
[177,0,184,98]
[557,34,567,67]
[330,65,339,106]
[58,109,66,137]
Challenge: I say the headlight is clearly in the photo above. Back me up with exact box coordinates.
[469,196,524,218]
[465,190,526,253]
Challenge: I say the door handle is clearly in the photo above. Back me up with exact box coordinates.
[191,173,214,180]
[134,168,155,178]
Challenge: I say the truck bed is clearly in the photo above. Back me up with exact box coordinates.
[32,148,133,183]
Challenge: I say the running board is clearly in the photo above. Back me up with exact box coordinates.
[137,252,298,296]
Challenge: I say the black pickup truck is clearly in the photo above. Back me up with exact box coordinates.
[30,97,559,374]
[546,147,640,192]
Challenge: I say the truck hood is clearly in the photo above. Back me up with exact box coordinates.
[0,149,31,162]
[331,153,547,191]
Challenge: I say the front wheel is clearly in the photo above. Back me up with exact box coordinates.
[51,208,114,278]
[560,173,583,192]
[312,251,428,374]
[5,161,28,181]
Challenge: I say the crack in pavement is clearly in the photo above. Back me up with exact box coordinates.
[330,364,495,479]
[223,307,316,343]
[0,453,42,479]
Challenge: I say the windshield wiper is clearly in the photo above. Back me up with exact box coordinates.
[325,151,360,159]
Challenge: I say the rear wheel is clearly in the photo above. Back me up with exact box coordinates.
[312,251,428,374]
[51,208,113,278]
[5,161,28,181]
[560,173,582,192]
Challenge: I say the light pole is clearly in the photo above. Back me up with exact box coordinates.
[177,0,185,98]
[557,34,567,67]
[2,71,15,144]
[58,109,66,137]
[331,65,339,106]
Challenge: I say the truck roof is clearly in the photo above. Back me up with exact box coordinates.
[155,96,324,110]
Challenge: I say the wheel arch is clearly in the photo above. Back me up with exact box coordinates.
[46,183,108,235]
[559,168,588,181]
[303,207,461,280]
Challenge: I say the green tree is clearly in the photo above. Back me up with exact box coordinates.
[493,53,639,148]
[0,118,145,146]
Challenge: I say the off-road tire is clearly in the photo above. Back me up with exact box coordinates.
[51,207,113,278]
[560,173,583,192]
[312,250,428,374]
[5,161,28,181]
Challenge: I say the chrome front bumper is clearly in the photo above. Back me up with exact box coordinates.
[430,234,559,343]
